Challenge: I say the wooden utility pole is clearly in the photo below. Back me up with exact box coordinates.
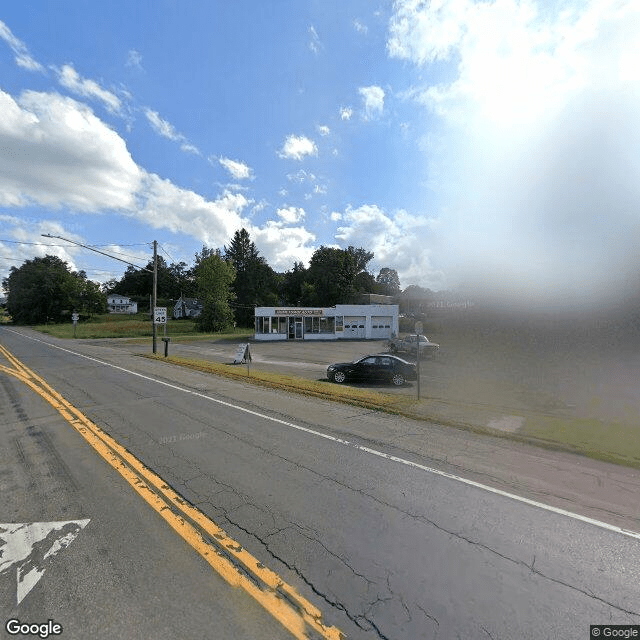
[152,240,158,354]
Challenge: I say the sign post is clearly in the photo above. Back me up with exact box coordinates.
[154,307,167,350]
[71,312,79,339]
[414,321,423,400]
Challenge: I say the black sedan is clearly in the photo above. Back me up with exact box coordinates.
[327,354,417,386]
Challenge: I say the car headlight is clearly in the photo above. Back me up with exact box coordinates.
[327,365,335,371]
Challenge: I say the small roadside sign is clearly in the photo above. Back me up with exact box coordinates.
[154,307,167,324]
[71,313,79,323]
[233,343,251,364]
[414,321,423,334]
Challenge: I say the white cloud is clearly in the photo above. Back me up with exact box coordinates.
[0,86,320,278]
[286,169,316,184]
[335,204,445,289]
[317,125,330,136]
[143,108,180,140]
[126,49,143,70]
[276,206,305,224]
[354,19,368,35]
[388,0,640,307]
[250,221,316,270]
[358,85,385,119]
[136,174,248,247]
[0,216,86,279]
[0,20,43,72]
[308,25,322,54]
[278,135,318,161]
[340,106,353,121]
[219,157,252,180]
[143,108,200,154]
[56,64,122,113]
[0,89,141,211]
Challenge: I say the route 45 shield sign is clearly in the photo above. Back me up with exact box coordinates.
[154,307,167,324]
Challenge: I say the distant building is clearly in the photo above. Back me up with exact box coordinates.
[173,296,203,319]
[106,295,138,314]
[255,305,399,341]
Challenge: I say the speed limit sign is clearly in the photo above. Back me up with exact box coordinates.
[154,307,167,324]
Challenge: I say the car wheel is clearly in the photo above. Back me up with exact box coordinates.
[391,373,405,386]
[333,371,346,383]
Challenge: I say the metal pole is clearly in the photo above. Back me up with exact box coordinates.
[152,240,157,354]
[416,331,420,400]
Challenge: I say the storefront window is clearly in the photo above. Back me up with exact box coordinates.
[319,317,335,333]
[256,317,270,333]
[304,316,320,333]
[335,316,343,331]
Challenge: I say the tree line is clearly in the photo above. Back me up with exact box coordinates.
[2,228,404,330]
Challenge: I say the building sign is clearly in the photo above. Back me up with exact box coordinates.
[274,308,323,316]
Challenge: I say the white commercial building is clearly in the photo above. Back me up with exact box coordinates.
[254,305,398,341]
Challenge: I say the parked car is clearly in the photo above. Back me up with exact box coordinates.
[388,334,439,356]
[327,354,417,386]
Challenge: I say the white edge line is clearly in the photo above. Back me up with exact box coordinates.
[4,328,640,542]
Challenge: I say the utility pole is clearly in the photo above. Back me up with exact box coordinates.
[152,240,158,354]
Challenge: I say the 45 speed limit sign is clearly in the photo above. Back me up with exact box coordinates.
[154,307,167,324]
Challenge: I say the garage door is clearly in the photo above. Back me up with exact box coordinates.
[371,316,392,339]
[343,316,366,338]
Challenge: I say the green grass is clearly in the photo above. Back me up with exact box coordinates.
[31,313,255,340]
[521,415,640,468]
[145,354,416,414]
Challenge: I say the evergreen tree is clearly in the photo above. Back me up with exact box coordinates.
[224,228,278,326]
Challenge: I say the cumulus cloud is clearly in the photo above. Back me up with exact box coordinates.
[340,106,353,121]
[317,125,330,136]
[278,134,318,161]
[56,64,122,113]
[335,204,444,289]
[388,0,640,307]
[0,20,43,72]
[0,86,319,277]
[136,174,248,247]
[0,216,87,279]
[358,85,385,120]
[219,157,252,180]
[0,89,141,211]
[277,206,305,224]
[250,221,316,270]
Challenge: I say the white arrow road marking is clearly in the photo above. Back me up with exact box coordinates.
[0,520,90,604]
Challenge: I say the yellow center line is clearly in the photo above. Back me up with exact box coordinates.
[0,344,345,640]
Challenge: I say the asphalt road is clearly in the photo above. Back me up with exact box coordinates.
[1,326,640,639]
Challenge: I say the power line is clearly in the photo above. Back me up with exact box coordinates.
[0,238,150,247]
[158,242,177,264]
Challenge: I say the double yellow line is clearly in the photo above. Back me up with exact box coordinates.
[0,344,344,640]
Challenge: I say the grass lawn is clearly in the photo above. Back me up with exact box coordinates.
[31,313,253,340]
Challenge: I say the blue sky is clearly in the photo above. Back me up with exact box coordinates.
[1,1,639,307]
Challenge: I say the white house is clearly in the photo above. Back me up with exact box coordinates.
[106,295,138,314]
[254,305,398,341]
